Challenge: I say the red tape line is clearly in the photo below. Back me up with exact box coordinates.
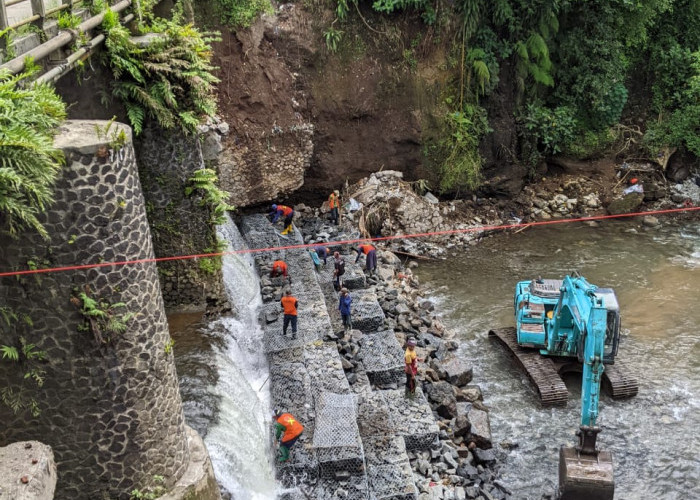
[1,206,698,278]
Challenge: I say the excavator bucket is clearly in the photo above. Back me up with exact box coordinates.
[558,446,614,500]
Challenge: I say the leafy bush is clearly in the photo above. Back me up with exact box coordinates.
[521,104,577,156]
[102,13,219,135]
[215,0,273,30]
[0,64,66,239]
[434,105,490,192]
[1,308,45,417]
[563,128,618,159]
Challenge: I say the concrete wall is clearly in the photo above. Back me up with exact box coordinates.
[0,121,190,499]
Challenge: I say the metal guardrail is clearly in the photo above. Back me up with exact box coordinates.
[0,0,133,81]
[1,0,76,32]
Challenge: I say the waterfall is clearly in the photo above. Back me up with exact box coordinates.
[204,215,277,499]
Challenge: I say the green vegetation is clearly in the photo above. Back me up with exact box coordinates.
[325,0,700,191]
[71,287,135,344]
[101,7,219,135]
[130,475,166,500]
[0,63,66,239]
[94,116,129,150]
[0,308,46,417]
[185,168,235,226]
[214,0,273,29]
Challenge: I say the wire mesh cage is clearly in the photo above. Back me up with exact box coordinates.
[305,342,352,397]
[312,476,370,500]
[381,388,440,452]
[358,330,405,387]
[313,392,365,479]
[357,392,395,438]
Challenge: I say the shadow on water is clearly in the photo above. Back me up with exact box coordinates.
[415,220,700,500]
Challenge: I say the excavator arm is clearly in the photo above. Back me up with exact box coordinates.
[558,281,614,500]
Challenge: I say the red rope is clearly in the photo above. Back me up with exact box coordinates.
[1,206,698,278]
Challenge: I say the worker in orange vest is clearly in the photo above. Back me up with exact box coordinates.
[270,204,295,235]
[273,408,304,462]
[354,243,377,276]
[328,190,340,225]
[280,289,298,339]
[270,260,289,278]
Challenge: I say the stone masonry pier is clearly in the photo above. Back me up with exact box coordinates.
[239,214,440,500]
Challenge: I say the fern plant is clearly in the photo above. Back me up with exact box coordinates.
[185,168,234,225]
[102,13,219,135]
[71,287,135,344]
[0,64,66,239]
[0,308,46,417]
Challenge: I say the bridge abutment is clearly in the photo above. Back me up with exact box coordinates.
[0,120,218,500]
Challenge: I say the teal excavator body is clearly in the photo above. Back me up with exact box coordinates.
[490,274,636,500]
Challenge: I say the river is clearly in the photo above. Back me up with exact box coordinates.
[169,218,699,500]
[413,219,700,500]
[169,218,277,499]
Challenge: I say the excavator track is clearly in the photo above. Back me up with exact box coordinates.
[603,362,639,399]
[489,328,569,407]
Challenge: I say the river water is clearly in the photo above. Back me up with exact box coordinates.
[170,218,277,499]
[169,217,698,500]
[413,220,700,500]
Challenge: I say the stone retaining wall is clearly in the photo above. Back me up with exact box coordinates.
[0,121,208,499]
[219,125,314,207]
[134,123,226,311]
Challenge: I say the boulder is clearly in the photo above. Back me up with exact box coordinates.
[607,193,643,215]
[440,356,473,387]
[456,385,482,402]
[0,441,56,500]
[425,381,457,419]
[467,408,492,449]
[472,448,496,465]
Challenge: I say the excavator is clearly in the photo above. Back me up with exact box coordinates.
[489,274,638,500]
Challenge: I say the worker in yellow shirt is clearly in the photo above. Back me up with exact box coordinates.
[404,337,422,398]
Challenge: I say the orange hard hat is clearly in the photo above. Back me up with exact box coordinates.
[630,178,638,184]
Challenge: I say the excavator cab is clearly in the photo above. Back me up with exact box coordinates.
[595,288,620,363]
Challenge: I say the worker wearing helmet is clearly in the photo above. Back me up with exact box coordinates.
[354,243,377,277]
[404,337,421,398]
[269,204,295,235]
[273,409,304,462]
[328,190,340,225]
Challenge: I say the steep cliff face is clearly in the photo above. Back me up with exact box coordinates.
[211,5,447,207]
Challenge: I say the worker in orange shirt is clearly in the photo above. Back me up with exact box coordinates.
[270,260,289,278]
[328,190,340,225]
[280,289,298,339]
[273,408,304,462]
[354,243,377,276]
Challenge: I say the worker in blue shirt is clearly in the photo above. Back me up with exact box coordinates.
[338,288,352,333]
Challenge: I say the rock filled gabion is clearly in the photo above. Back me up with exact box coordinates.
[358,330,405,386]
[313,393,365,479]
[240,211,505,500]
